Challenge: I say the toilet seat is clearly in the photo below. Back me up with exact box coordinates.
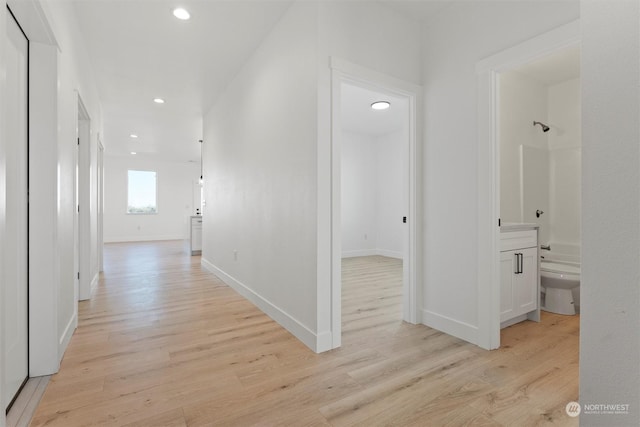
[541,262,580,275]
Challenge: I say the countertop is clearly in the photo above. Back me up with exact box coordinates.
[500,222,539,232]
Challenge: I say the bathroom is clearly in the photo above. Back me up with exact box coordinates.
[500,45,581,316]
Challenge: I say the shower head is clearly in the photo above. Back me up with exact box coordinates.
[533,121,550,132]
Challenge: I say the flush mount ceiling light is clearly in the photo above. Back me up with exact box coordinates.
[371,101,390,110]
[172,8,190,20]
[131,152,137,155]
[153,98,165,104]
[130,134,138,139]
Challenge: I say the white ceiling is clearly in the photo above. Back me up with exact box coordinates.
[72,0,453,163]
[73,0,293,163]
[513,44,581,86]
[341,83,407,137]
[377,0,455,23]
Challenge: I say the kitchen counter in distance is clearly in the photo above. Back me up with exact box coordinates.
[190,216,202,255]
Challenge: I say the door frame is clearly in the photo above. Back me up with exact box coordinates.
[475,20,580,349]
[4,5,30,411]
[97,136,104,272]
[77,95,91,301]
[328,57,422,349]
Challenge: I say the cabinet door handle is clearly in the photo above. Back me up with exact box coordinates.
[514,253,523,274]
[518,253,523,274]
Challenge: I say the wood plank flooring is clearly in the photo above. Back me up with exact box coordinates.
[30,241,579,426]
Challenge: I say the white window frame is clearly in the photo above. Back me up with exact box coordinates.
[126,169,158,215]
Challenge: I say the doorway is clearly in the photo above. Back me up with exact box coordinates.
[339,83,408,344]
[476,21,580,349]
[4,6,29,412]
[329,58,420,349]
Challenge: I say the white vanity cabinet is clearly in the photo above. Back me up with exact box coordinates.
[500,226,540,328]
[190,216,202,255]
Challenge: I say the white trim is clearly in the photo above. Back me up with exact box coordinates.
[476,21,580,73]
[6,0,58,46]
[201,257,322,352]
[29,41,60,377]
[90,273,99,297]
[331,57,423,95]
[376,249,403,260]
[104,235,185,243]
[97,138,104,272]
[328,57,422,350]
[78,94,91,302]
[476,20,580,350]
[420,309,479,345]
[342,250,377,258]
[58,312,77,363]
[341,249,404,259]
[126,169,158,215]
[0,4,7,419]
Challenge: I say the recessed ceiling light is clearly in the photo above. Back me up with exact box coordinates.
[130,134,138,138]
[371,101,390,110]
[153,98,165,104]
[131,152,137,155]
[173,8,190,20]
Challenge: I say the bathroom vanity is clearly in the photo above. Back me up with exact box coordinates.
[500,223,541,328]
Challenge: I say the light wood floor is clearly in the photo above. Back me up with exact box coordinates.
[30,241,579,426]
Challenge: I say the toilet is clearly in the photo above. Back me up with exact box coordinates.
[541,260,580,315]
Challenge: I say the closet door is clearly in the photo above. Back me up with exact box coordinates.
[4,9,29,410]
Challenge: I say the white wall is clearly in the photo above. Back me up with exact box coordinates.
[421,1,579,342]
[104,155,199,242]
[0,0,103,417]
[201,0,421,352]
[201,2,320,349]
[548,78,580,251]
[376,131,404,258]
[521,145,550,242]
[44,0,103,360]
[341,132,377,256]
[500,74,580,253]
[318,1,422,85]
[341,130,403,258]
[580,0,640,424]
[499,70,548,224]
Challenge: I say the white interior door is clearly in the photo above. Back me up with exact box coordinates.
[4,9,29,410]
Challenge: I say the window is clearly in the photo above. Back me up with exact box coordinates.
[127,170,157,214]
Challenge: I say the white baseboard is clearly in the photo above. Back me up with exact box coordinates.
[90,272,99,296]
[201,257,322,353]
[376,249,403,259]
[342,249,377,258]
[500,314,528,329]
[421,309,479,345]
[104,235,185,243]
[342,249,403,259]
[315,330,333,353]
[58,312,77,363]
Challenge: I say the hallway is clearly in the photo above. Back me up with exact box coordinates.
[30,241,579,426]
